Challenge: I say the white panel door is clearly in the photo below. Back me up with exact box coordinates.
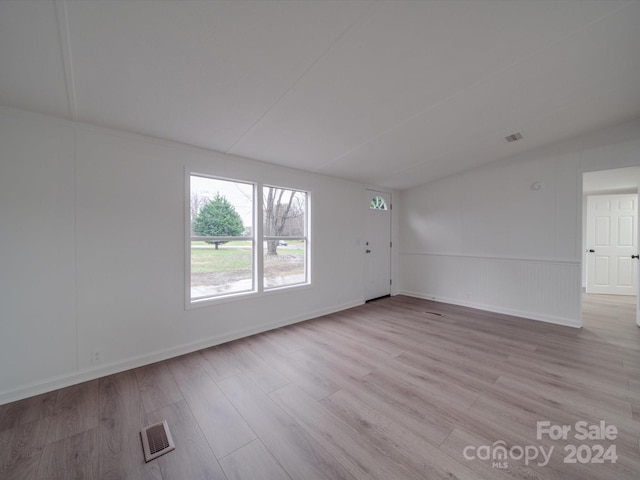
[365,190,391,301]
[586,194,638,295]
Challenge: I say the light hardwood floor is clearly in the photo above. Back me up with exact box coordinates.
[0,294,638,479]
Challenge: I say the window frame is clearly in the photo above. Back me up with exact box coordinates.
[370,195,388,210]
[186,171,311,308]
[187,172,257,306]
[262,184,310,291]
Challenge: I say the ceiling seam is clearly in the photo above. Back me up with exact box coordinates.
[314,0,639,175]
[224,0,377,155]
[54,0,78,121]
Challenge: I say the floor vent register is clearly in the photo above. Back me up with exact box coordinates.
[141,420,175,462]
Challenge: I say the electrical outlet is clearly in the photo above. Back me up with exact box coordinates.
[92,350,103,364]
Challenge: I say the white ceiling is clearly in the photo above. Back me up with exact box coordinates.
[1,0,639,190]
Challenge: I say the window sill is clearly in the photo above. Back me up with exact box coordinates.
[186,282,312,311]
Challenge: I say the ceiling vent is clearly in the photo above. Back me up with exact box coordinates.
[505,132,524,143]
[141,420,175,462]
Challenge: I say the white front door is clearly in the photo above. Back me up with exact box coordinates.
[586,194,638,295]
[365,190,391,301]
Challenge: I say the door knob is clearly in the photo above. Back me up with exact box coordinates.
[632,255,639,259]
[366,249,371,253]
[588,249,595,253]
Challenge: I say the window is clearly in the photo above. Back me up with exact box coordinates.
[188,174,309,304]
[370,195,388,210]
[189,175,255,301]
[263,186,308,289]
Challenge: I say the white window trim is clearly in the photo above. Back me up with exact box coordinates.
[185,171,311,309]
[262,184,310,291]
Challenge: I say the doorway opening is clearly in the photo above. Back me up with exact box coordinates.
[582,167,640,330]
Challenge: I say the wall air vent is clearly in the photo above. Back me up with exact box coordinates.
[141,420,175,462]
[505,132,524,143]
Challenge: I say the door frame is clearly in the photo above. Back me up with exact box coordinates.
[581,167,640,327]
[364,188,392,302]
[585,193,638,295]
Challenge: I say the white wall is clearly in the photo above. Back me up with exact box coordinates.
[0,110,77,398]
[0,107,368,404]
[399,118,640,327]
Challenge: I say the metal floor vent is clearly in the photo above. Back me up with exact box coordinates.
[141,420,175,462]
[423,311,444,317]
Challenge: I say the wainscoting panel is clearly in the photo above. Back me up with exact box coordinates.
[399,253,582,327]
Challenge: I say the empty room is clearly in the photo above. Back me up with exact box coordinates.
[1,1,639,479]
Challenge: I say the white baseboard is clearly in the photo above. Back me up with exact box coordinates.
[0,300,363,405]
[400,290,582,329]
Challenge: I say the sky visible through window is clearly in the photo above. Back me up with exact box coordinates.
[190,175,253,230]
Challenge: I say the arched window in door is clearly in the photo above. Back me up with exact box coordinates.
[370,196,388,210]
